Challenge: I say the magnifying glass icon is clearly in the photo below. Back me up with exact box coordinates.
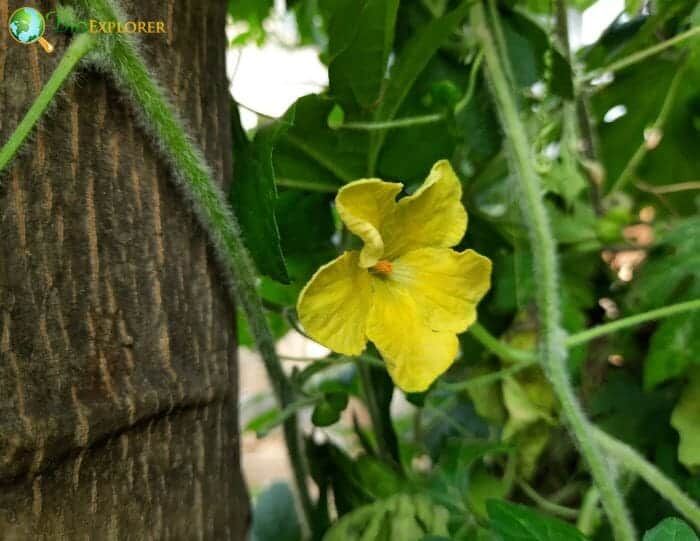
[9,7,55,54]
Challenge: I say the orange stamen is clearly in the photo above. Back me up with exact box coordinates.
[372,260,393,275]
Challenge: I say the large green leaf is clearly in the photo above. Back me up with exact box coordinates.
[231,105,290,282]
[368,1,471,171]
[324,0,400,110]
[500,8,573,99]
[251,482,302,541]
[671,369,700,472]
[643,517,700,541]
[273,94,368,185]
[377,54,501,185]
[323,494,450,541]
[590,38,700,213]
[276,190,336,284]
[487,500,589,541]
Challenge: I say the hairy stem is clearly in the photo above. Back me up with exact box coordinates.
[471,3,636,539]
[81,0,315,528]
[592,426,700,530]
[0,33,97,174]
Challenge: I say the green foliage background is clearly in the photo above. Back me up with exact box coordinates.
[229,1,700,539]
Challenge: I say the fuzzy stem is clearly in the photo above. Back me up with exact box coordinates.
[592,426,700,530]
[0,33,96,174]
[577,487,602,537]
[81,0,315,528]
[471,3,636,540]
[567,298,700,348]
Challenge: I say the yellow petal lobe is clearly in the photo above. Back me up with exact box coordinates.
[392,247,492,333]
[366,278,458,392]
[382,160,467,258]
[336,179,403,268]
[297,251,371,355]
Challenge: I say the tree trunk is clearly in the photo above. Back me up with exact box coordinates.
[0,0,250,538]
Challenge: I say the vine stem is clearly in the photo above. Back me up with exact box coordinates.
[468,322,536,363]
[517,480,579,520]
[81,0,315,529]
[579,25,700,83]
[471,3,637,540]
[609,63,686,194]
[567,298,700,348]
[592,426,700,530]
[0,33,97,174]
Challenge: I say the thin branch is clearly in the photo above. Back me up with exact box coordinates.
[609,64,686,194]
[635,180,700,194]
[580,25,700,83]
[468,322,537,363]
[0,33,97,174]
[518,480,580,520]
[566,298,700,348]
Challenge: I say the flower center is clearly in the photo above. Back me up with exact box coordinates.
[372,259,393,275]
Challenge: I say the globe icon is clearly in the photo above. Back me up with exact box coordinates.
[9,7,53,52]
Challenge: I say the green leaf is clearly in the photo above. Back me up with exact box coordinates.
[251,482,302,541]
[324,0,400,110]
[276,190,337,283]
[369,1,471,171]
[487,500,589,541]
[645,312,700,389]
[467,464,511,518]
[627,218,700,387]
[228,0,273,45]
[322,494,450,541]
[500,8,573,98]
[230,105,290,282]
[273,94,368,185]
[592,51,700,214]
[327,103,346,129]
[245,398,318,437]
[671,369,700,472]
[643,517,700,541]
[312,400,343,427]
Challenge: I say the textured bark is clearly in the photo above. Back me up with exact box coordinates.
[0,0,250,538]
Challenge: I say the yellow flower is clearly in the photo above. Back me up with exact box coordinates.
[297,160,492,392]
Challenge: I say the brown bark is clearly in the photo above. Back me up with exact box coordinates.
[0,0,249,538]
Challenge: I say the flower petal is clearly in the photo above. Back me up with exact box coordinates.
[336,179,403,268]
[392,247,492,333]
[297,251,371,355]
[382,160,467,258]
[366,278,458,392]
